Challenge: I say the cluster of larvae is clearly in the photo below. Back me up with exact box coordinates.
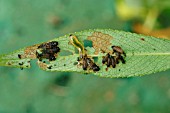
[36,41,60,61]
[102,46,126,70]
[78,54,100,72]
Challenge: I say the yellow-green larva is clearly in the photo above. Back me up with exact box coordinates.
[69,34,85,56]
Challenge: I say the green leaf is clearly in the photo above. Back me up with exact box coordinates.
[0,29,170,78]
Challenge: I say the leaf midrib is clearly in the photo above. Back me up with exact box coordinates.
[90,52,170,57]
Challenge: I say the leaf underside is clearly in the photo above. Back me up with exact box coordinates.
[0,29,170,78]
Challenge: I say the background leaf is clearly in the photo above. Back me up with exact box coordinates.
[0,29,170,78]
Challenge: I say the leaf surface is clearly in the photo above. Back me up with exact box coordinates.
[0,29,170,78]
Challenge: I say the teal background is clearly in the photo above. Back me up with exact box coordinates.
[0,0,170,113]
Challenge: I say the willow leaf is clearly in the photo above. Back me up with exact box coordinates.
[0,29,170,78]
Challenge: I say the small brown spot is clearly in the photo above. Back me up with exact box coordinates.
[37,61,47,70]
[140,38,145,41]
[7,62,11,65]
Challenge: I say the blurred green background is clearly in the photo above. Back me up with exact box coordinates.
[0,0,170,113]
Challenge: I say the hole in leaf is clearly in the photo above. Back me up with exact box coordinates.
[93,57,98,62]
[83,40,93,47]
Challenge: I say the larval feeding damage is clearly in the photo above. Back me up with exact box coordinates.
[69,34,100,72]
